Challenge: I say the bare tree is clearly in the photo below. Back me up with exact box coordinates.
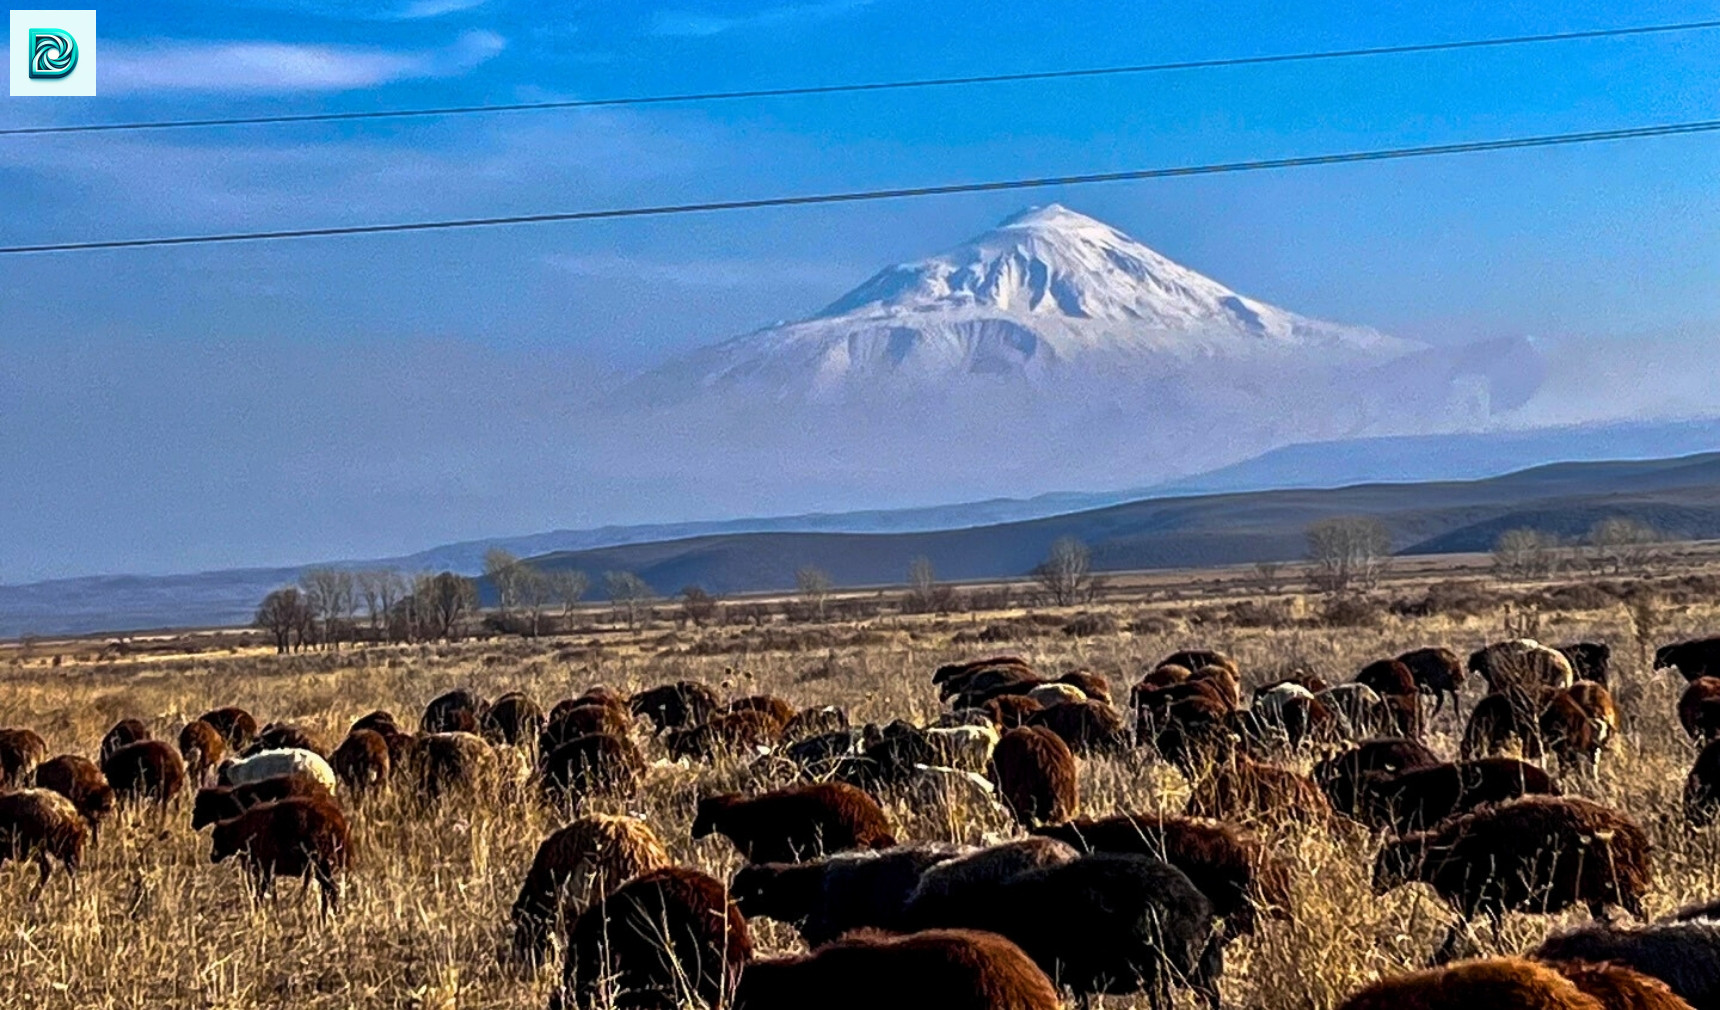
[255,588,311,654]
[1493,528,1560,580]
[604,571,655,629]
[1585,517,1664,575]
[300,567,356,650]
[515,563,554,637]
[795,565,833,621]
[546,570,590,631]
[1306,517,1391,593]
[416,571,478,642]
[1032,537,1093,606]
[356,569,408,641]
[1253,561,1284,593]
[680,585,718,626]
[484,548,525,616]
[903,556,955,614]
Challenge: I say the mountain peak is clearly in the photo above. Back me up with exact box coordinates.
[996,203,1101,230]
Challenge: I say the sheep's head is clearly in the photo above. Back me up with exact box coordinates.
[729,862,821,922]
[691,794,740,839]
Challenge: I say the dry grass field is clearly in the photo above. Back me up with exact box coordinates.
[3,564,1720,1009]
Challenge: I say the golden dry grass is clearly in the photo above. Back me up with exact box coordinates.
[1,578,1718,1009]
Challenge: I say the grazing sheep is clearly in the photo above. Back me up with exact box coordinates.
[209,796,351,914]
[990,726,1079,828]
[409,732,496,802]
[481,692,545,747]
[198,707,259,751]
[420,689,488,735]
[541,701,632,752]
[1335,957,1607,1010]
[693,783,895,863]
[1469,639,1576,694]
[509,814,672,967]
[1189,664,1243,709]
[1024,699,1129,755]
[903,837,1080,928]
[1535,918,1720,1010]
[905,764,1002,815]
[349,710,400,737]
[1058,671,1112,703]
[983,694,1044,729]
[191,773,331,830]
[247,723,327,758]
[178,720,226,783]
[841,722,957,789]
[1026,682,1087,707]
[948,671,1051,710]
[1397,647,1468,713]
[330,730,391,794]
[723,695,797,730]
[103,740,188,807]
[779,729,860,772]
[732,928,1061,1010]
[1357,659,1419,697]
[1035,812,1293,936]
[220,747,338,794]
[1658,639,1720,682]
[562,866,752,1010]
[0,728,50,788]
[1185,755,1333,827]
[1685,739,1720,827]
[923,724,1000,772]
[1317,683,1399,741]
[912,852,1224,1010]
[33,755,114,838]
[1356,758,1560,834]
[1558,642,1613,686]
[780,706,848,744]
[1679,679,1720,741]
[935,657,1037,703]
[0,789,87,898]
[1462,691,1546,760]
[933,654,1032,686]
[628,681,722,733]
[541,733,645,806]
[665,710,781,763]
[730,843,965,946]
[1146,694,1237,773]
[1541,683,1618,776]
[1159,650,1238,677]
[1132,665,1195,704]
[99,719,151,763]
[1314,737,1442,816]
[1372,795,1651,961]
[1543,959,1696,1010]
[1252,681,1317,746]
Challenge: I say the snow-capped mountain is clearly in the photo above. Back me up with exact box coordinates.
[634,204,1423,403]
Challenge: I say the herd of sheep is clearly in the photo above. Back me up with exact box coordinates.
[7,634,1720,1007]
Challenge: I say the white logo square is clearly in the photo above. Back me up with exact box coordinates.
[11,10,96,96]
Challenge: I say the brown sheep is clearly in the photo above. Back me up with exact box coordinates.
[178,720,226,783]
[1185,755,1333,828]
[1357,659,1424,737]
[902,838,1080,928]
[481,691,545,747]
[1314,738,1443,816]
[1679,679,1720,741]
[349,710,400,737]
[1373,796,1652,961]
[563,865,752,1010]
[541,700,632,752]
[575,685,629,709]
[983,694,1043,729]
[33,755,115,838]
[693,783,895,863]
[541,733,645,807]
[723,695,797,730]
[409,732,495,802]
[1146,693,1238,773]
[1543,959,1695,1010]
[420,689,488,735]
[198,707,259,751]
[102,739,187,807]
[1022,699,1128,755]
[1336,957,1606,1010]
[1463,690,1547,760]
[509,814,672,967]
[1058,671,1113,704]
[248,722,328,757]
[191,773,331,830]
[0,789,87,898]
[1397,646,1468,713]
[1189,664,1243,709]
[99,719,150,763]
[1542,683,1618,776]
[330,729,391,795]
[1685,739,1720,827]
[1034,812,1294,936]
[1658,639,1720,682]
[209,795,351,914]
[1356,758,1560,834]
[990,726,1078,828]
[665,710,782,762]
[628,681,722,733]
[733,928,1061,1010]
[933,656,1035,699]
[1159,650,1239,677]
[0,728,50,788]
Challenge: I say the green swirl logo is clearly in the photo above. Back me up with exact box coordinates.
[28,29,78,80]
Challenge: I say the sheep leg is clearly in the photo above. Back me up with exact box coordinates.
[28,855,50,902]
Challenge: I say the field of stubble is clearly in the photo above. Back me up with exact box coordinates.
[2,582,1719,1010]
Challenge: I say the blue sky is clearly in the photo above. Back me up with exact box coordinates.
[4,0,1720,582]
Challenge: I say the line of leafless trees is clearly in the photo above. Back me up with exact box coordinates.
[1492,517,1670,580]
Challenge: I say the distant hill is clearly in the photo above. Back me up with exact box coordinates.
[520,453,1720,596]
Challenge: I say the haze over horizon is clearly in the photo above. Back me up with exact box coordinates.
[6,0,1720,584]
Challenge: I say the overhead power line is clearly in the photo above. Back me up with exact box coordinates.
[4,18,1718,137]
[5,116,1718,255]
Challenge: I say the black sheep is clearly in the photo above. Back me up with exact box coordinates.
[1535,918,1720,1010]
[1658,638,1720,681]
[481,691,544,747]
[1558,642,1612,686]
[729,844,964,946]
[1314,738,1442,817]
[1396,647,1467,714]
[628,681,721,733]
[1356,757,1560,834]
[420,689,488,735]
[1687,739,1720,827]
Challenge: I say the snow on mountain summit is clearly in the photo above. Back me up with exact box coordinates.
[633,204,1422,402]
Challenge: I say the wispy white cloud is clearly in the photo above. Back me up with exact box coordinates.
[650,1,872,37]
[544,252,857,290]
[104,29,505,93]
[240,0,492,20]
